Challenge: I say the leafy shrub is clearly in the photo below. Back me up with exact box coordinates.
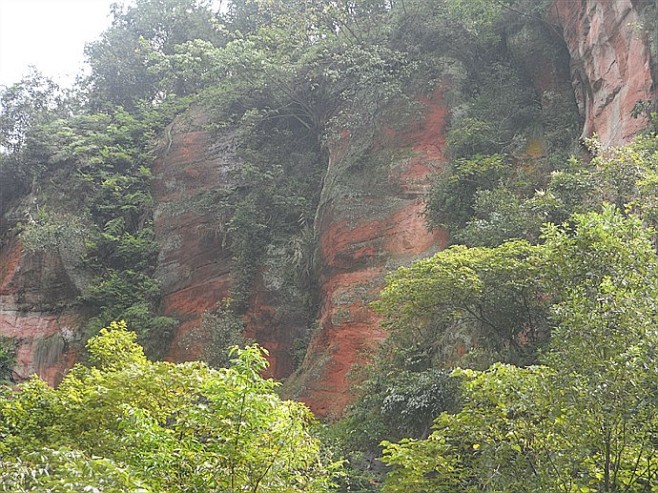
[0,321,341,492]
[0,338,16,384]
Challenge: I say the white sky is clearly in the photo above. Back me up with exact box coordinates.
[0,0,119,89]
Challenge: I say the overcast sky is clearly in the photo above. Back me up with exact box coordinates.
[0,0,117,88]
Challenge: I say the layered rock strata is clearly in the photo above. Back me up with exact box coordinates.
[287,92,450,416]
[0,233,80,385]
[152,109,303,378]
[550,0,656,145]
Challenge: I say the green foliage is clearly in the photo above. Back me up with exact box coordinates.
[85,321,148,370]
[14,99,186,357]
[0,69,63,153]
[84,303,178,362]
[426,153,516,230]
[0,321,340,492]
[382,363,554,493]
[587,134,658,223]
[83,0,224,108]
[0,338,16,385]
[333,364,458,478]
[455,187,549,247]
[227,196,271,312]
[146,38,227,96]
[389,0,507,67]
[412,0,582,247]
[380,208,658,492]
[374,239,549,366]
[18,209,89,254]
[428,131,658,250]
[0,71,65,213]
[0,152,28,213]
[447,61,538,158]
[0,447,151,492]
[182,300,248,369]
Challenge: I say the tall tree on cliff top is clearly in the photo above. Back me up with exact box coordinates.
[83,0,224,109]
[0,69,62,153]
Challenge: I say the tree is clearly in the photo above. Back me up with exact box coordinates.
[374,239,549,367]
[382,363,556,493]
[0,69,62,153]
[83,0,223,108]
[335,238,549,490]
[0,321,340,492]
[381,207,658,492]
[539,207,658,492]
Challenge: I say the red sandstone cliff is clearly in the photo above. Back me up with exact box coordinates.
[0,229,80,385]
[286,92,450,416]
[288,0,656,415]
[151,109,236,362]
[550,0,656,145]
[151,108,304,378]
[0,0,655,405]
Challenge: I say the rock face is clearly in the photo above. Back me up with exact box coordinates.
[152,109,304,378]
[286,92,450,417]
[287,0,656,415]
[549,0,656,145]
[0,233,80,385]
[152,109,237,363]
[0,0,655,410]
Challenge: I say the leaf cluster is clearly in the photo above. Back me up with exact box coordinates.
[380,207,658,492]
[0,321,340,492]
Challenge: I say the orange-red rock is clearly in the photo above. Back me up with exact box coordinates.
[152,109,305,377]
[0,235,80,385]
[549,0,656,145]
[152,110,237,363]
[288,90,450,417]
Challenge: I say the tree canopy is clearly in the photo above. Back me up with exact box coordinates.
[0,321,339,492]
[380,207,658,492]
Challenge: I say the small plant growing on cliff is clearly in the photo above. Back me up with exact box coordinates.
[0,338,16,384]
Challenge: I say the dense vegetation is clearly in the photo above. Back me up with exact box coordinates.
[1,0,657,491]
[0,322,338,491]
[378,204,658,492]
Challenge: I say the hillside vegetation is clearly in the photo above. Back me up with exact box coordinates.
[1,0,657,491]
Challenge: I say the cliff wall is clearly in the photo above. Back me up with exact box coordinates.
[151,109,236,363]
[285,92,449,416]
[289,0,655,415]
[0,0,654,412]
[151,108,306,378]
[550,0,655,145]
[0,228,80,385]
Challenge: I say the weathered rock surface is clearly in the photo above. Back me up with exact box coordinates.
[152,109,304,377]
[0,0,655,410]
[549,0,656,145]
[287,0,656,415]
[0,233,80,385]
[152,110,237,362]
[286,92,450,417]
